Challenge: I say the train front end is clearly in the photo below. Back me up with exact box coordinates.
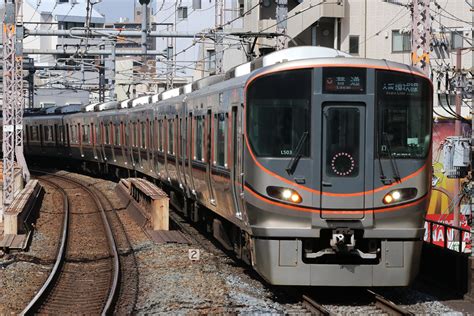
[243,58,432,286]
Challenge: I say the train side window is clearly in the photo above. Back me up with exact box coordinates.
[195,116,204,161]
[179,118,184,160]
[59,125,64,144]
[147,119,152,149]
[123,122,129,147]
[31,126,37,141]
[69,125,74,143]
[83,124,90,144]
[100,122,104,144]
[152,119,157,150]
[26,125,30,142]
[109,122,114,145]
[168,119,174,154]
[120,122,124,146]
[141,121,146,149]
[158,120,163,151]
[43,126,49,142]
[91,123,95,145]
[105,123,110,145]
[133,122,138,147]
[214,113,228,168]
[77,124,81,144]
[114,124,120,146]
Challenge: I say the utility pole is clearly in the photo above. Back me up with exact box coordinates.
[140,0,150,92]
[110,42,116,100]
[276,0,288,50]
[2,0,17,217]
[411,0,431,76]
[166,23,174,89]
[2,0,29,217]
[215,0,224,74]
[15,0,29,184]
[453,49,462,229]
[471,0,474,270]
[99,45,105,103]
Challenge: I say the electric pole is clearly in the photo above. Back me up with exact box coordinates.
[2,0,29,217]
[15,0,29,183]
[276,0,288,50]
[215,0,224,74]
[139,0,150,92]
[166,23,174,90]
[411,0,431,76]
[2,0,17,217]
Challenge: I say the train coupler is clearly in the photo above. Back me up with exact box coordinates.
[304,228,378,260]
[330,228,355,252]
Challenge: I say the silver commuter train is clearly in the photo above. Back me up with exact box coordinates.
[21,47,433,286]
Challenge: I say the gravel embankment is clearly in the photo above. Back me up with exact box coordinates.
[0,181,63,314]
[0,170,469,314]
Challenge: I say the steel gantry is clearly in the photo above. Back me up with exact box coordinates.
[2,0,29,218]
[411,0,431,75]
[2,0,17,214]
[14,0,30,183]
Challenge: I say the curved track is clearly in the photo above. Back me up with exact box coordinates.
[21,172,120,315]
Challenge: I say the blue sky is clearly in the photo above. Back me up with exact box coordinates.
[95,0,153,22]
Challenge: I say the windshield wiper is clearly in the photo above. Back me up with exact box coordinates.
[286,131,309,176]
[382,133,401,183]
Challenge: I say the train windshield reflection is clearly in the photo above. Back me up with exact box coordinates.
[247,69,311,158]
[377,71,432,159]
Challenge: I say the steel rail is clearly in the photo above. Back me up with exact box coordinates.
[21,171,120,315]
[367,290,414,316]
[53,173,121,316]
[301,294,331,315]
[20,177,70,316]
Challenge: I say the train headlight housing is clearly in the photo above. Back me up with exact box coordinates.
[382,188,418,204]
[266,186,303,204]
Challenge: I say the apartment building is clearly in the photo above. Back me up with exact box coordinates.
[21,0,106,107]
[242,0,472,115]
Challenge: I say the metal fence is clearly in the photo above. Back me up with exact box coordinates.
[424,218,471,253]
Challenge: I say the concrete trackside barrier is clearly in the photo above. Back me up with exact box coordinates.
[115,178,169,230]
[4,180,42,235]
[1,180,43,249]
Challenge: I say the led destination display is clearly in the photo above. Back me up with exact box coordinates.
[323,68,366,94]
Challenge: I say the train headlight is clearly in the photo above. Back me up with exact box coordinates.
[382,188,418,204]
[266,186,303,204]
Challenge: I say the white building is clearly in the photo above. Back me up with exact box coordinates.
[242,0,472,117]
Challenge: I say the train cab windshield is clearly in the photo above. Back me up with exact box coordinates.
[246,69,311,158]
[376,70,432,159]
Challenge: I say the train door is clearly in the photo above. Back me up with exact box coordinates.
[78,123,84,158]
[320,104,366,219]
[145,119,151,172]
[152,118,159,176]
[99,121,106,161]
[206,110,216,205]
[178,115,188,192]
[39,124,44,151]
[54,124,59,148]
[186,112,196,194]
[163,118,169,182]
[25,124,30,148]
[231,105,244,220]
[66,123,71,155]
[174,115,182,186]
[91,122,98,159]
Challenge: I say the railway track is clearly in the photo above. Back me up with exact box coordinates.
[368,290,414,316]
[301,294,331,315]
[21,172,120,315]
[299,289,413,315]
